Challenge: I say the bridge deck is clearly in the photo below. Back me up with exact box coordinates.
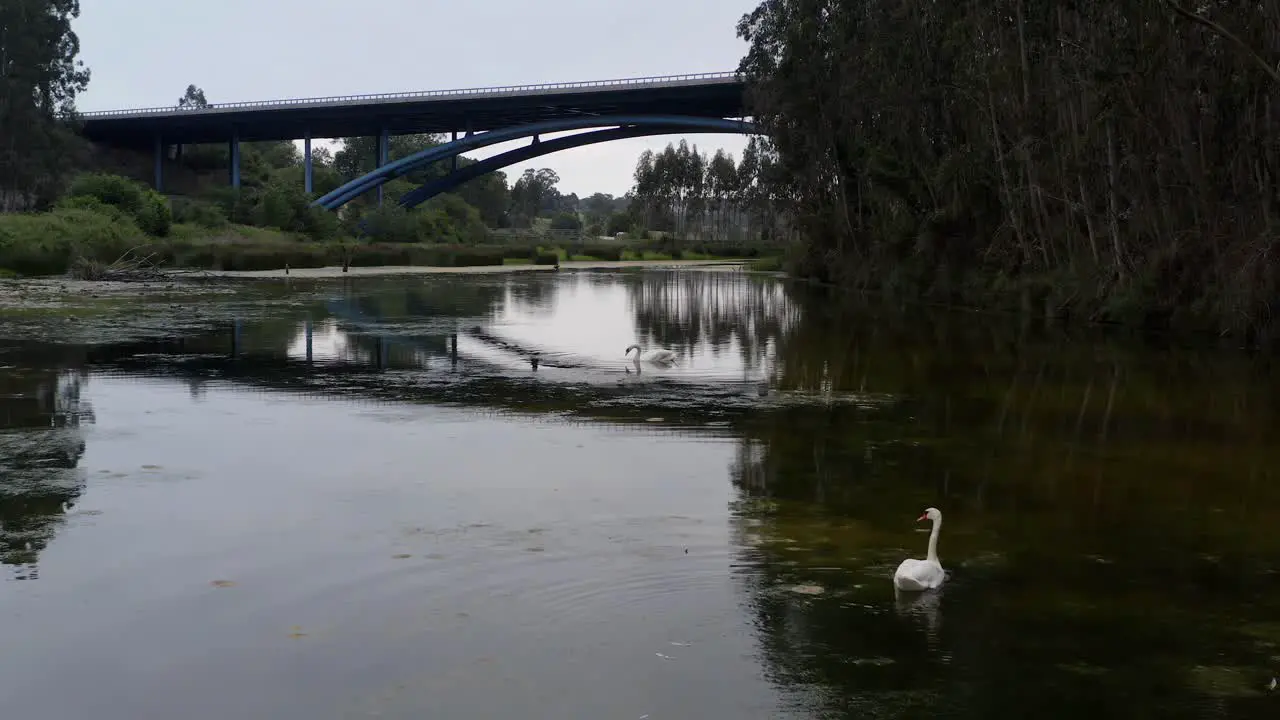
[81,73,746,147]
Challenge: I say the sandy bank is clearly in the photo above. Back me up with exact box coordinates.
[202,258,748,279]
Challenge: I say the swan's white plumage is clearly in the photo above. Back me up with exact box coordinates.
[893,507,946,591]
[625,344,676,365]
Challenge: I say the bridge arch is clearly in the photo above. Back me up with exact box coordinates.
[397,125,754,210]
[313,115,758,211]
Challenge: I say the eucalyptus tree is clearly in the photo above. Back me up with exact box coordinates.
[0,0,90,210]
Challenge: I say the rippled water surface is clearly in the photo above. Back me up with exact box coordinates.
[2,268,1279,718]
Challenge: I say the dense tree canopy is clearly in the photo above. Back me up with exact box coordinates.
[0,0,91,209]
[736,0,1280,333]
[629,138,787,244]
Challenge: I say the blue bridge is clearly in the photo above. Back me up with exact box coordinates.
[80,72,756,211]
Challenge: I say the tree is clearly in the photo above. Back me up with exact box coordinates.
[0,0,92,210]
[177,84,208,109]
[310,146,334,167]
[734,0,1280,328]
[629,141,763,244]
[452,170,511,228]
[582,193,617,225]
[509,168,561,226]
[334,133,445,184]
[549,211,582,231]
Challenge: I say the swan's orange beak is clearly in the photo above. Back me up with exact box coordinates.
[916,513,928,522]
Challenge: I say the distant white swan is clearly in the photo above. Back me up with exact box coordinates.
[892,507,946,592]
[625,344,676,365]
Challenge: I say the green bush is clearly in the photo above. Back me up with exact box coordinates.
[360,205,421,243]
[137,193,172,237]
[254,181,339,239]
[605,212,632,236]
[53,195,129,223]
[421,194,489,244]
[549,212,583,231]
[578,243,622,261]
[140,236,334,272]
[171,197,229,228]
[66,173,172,236]
[202,186,259,225]
[357,200,491,245]
[0,208,146,276]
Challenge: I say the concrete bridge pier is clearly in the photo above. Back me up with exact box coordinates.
[451,123,473,173]
[229,128,241,189]
[376,124,389,207]
[304,130,313,195]
[153,134,164,192]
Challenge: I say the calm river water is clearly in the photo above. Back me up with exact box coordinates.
[1,268,1278,718]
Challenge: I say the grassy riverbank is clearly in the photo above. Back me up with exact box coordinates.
[0,172,776,279]
[0,204,771,280]
[0,218,767,276]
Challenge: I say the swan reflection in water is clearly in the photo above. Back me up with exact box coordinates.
[894,584,944,648]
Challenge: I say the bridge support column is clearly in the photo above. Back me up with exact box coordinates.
[451,130,458,172]
[229,128,241,189]
[376,124,389,207]
[153,134,164,192]
[304,130,313,195]
[304,318,313,362]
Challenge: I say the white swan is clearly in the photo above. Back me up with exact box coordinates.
[892,507,945,592]
[625,344,676,365]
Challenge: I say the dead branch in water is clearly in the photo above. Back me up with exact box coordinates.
[70,247,215,282]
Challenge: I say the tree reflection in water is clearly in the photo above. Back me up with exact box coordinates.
[723,289,1280,718]
[2,272,1279,716]
[0,354,92,580]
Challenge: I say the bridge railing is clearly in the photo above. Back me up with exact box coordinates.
[80,71,743,119]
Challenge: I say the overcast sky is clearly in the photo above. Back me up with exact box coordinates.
[73,0,757,197]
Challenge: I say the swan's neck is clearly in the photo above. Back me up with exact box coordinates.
[925,517,941,563]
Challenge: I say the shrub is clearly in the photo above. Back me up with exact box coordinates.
[65,172,172,236]
[0,208,146,276]
[253,181,339,239]
[54,195,129,222]
[421,194,489,244]
[360,205,422,243]
[550,212,583,231]
[578,243,622,261]
[202,186,259,225]
[171,197,229,229]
